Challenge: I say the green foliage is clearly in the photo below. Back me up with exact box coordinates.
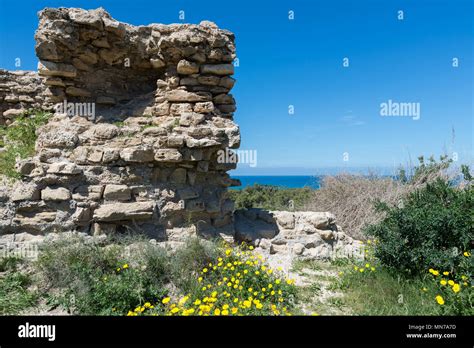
[335,264,441,315]
[0,256,22,272]
[0,258,37,314]
[396,155,452,184]
[426,254,473,315]
[0,109,50,178]
[36,238,169,315]
[365,178,473,276]
[229,184,313,210]
[168,237,220,296]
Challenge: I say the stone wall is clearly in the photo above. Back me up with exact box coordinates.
[0,70,49,125]
[0,7,240,237]
[234,209,363,261]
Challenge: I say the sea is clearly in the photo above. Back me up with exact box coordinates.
[231,176,321,190]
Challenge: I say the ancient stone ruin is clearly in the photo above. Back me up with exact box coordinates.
[0,8,362,261]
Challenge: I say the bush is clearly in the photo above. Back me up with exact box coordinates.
[36,237,169,315]
[0,109,50,178]
[425,253,473,315]
[365,178,473,276]
[0,257,37,314]
[168,237,220,296]
[305,174,401,239]
[229,184,312,210]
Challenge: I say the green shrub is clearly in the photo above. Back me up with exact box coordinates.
[0,269,37,314]
[0,109,50,178]
[229,184,313,210]
[425,253,473,315]
[37,238,169,315]
[365,178,473,276]
[0,256,22,272]
[169,237,220,296]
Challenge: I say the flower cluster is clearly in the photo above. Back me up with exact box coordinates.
[426,251,473,315]
[129,244,297,316]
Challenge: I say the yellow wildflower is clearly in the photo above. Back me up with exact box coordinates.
[179,296,189,305]
[162,297,171,304]
[452,284,460,293]
[122,264,129,269]
[435,295,444,305]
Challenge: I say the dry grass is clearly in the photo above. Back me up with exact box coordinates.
[304,165,454,240]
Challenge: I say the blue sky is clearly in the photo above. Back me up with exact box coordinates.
[0,0,472,175]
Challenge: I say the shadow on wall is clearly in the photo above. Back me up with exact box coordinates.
[233,208,362,260]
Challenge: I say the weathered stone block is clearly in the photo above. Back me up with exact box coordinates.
[103,184,131,201]
[93,201,155,221]
[41,187,71,201]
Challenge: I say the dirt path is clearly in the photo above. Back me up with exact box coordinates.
[290,260,353,315]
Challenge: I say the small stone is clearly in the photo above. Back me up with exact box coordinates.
[150,58,166,68]
[194,102,214,113]
[293,243,305,255]
[154,149,183,162]
[177,59,199,75]
[92,37,110,48]
[11,183,40,202]
[3,109,23,118]
[103,185,131,201]
[47,162,82,175]
[120,147,154,162]
[41,187,71,201]
[38,61,77,78]
[201,64,234,76]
